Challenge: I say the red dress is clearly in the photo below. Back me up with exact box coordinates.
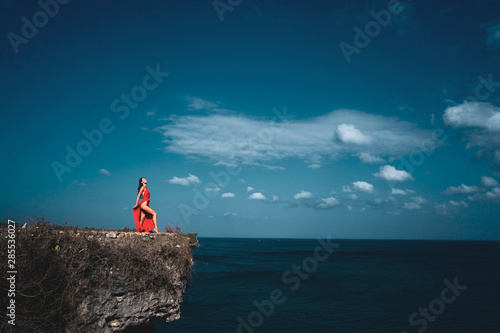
[133,187,155,233]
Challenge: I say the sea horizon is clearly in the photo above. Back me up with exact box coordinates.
[142,237,500,332]
[196,236,500,241]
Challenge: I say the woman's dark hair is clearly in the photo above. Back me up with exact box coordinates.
[138,177,145,193]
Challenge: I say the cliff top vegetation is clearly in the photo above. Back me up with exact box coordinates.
[0,217,193,332]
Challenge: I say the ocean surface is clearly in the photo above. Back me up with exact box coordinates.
[136,238,500,333]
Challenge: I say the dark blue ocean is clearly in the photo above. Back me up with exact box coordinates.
[138,238,500,332]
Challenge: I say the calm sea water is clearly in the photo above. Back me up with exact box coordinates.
[136,238,500,333]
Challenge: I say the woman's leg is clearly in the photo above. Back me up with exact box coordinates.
[140,202,159,233]
[139,211,145,226]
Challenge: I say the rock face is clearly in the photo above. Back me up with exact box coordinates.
[0,226,197,333]
[69,272,184,332]
[181,232,199,247]
[65,232,197,332]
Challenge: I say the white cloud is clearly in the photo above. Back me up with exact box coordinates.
[99,169,111,176]
[73,180,86,187]
[347,194,358,200]
[221,192,235,198]
[342,185,352,193]
[435,203,450,216]
[481,176,499,187]
[442,184,480,195]
[205,187,221,193]
[168,173,201,186]
[186,174,201,184]
[336,124,373,144]
[292,191,342,210]
[294,191,313,200]
[356,152,385,164]
[308,164,321,169]
[224,212,237,216]
[272,195,279,202]
[168,177,190,186]
[468,186,500,204]
[435,200,469,216]
[140,127,148,131]
[370,196,397,207]
[249,192,266,200]
[247,186,254,192]
[266,165,286,171]
[374,165,414,182]
[147,111,155,116]
[443,102,500,164]
[155,109,438,167]
[387,196,397,203]
[352,181,374,193]
[390,188,406,195]
[403,196,427,210]
[449,200,469,208]
[443,101,500,130]
[317,197,341,209]
[412,196,427,205]
[455,176,500,204]
[187,97,219,111]
[485,187,500,201]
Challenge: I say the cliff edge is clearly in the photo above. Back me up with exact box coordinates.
[0,222,197,333]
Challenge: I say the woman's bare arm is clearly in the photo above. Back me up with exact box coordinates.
[134,186,145,208]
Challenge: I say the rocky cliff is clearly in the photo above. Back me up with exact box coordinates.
[0,223,197,333]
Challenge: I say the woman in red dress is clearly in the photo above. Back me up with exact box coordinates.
[133,177,159,233]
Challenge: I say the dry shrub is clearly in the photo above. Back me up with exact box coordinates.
[164,223,182,233]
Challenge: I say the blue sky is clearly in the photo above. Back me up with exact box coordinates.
[1,0,500,239]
